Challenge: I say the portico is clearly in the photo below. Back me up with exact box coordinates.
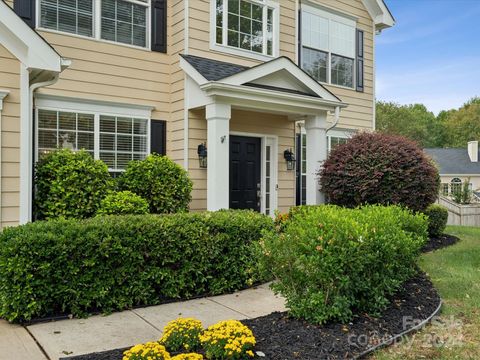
[180,55,347,213]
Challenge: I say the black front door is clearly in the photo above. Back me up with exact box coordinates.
[230,136,261,211]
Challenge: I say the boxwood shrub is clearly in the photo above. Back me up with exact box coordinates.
[260,205,428,325]
[119,154,193,214]
[0,210,273,322]
[34,149,114,219]
[97,191,149,215]
[424,204,448,237]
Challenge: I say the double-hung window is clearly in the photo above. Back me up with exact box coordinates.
[301,5,356,89]
[37,106,150,172]
[38,0,150,48]
[214,0,277,57]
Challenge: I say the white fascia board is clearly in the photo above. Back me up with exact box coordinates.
[0,1,62,72]
[179,57,209,85]
[0,89,9,111]
[361,0,395,31]
[200,82,346,116]
[219,57,342,103]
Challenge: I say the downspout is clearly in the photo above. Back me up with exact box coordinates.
[27,60,70,222]
[0,90,10,228]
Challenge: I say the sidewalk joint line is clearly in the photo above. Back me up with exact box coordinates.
[24,325,52,360]
[206,298,251,319]
[130,310,163,333]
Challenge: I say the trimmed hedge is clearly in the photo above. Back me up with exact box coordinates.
[119,154,193,214]
[319,133,440,212]
[97,191,149,215]
[261,205,428,325]
[0,211,273,322]
[424,204,448,237]
[34,149,114,219]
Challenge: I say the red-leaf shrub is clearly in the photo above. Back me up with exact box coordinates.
[319,132,440,212]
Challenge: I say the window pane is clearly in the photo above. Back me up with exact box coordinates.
[100,116,116,132]
[330,20,355,58]
[220,0,271,56]
[100,152,115,168]
[302,11,328,51]
[101,0,148,47]
[302,47,328,83]
[59,112,76,130]
[38,130,58,149]
[38,110,57,129]
[78,132,94,151]
[100,134,115,151]
[40,0,93,37]
[78,114,94,131]
[331,54,354,88]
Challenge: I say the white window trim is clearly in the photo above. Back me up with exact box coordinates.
[301,2,357,89]
[230,131,278,217]
[34,96,152,171]
[210,0,280,61]
[36,0,152,51]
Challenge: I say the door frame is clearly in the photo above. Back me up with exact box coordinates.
[230,131,278,216]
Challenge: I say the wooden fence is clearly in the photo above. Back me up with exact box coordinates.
[438,196,480,226]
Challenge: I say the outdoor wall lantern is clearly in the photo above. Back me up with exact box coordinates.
[197,142,208,168]
[284,148,296,171]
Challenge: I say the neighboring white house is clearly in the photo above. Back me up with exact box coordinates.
[425,141,480,199]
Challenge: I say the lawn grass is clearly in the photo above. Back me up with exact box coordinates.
[372,226,480,360]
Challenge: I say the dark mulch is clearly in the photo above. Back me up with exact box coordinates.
[63,273,440,360]
[422,234,459,253]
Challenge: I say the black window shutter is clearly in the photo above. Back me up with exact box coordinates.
[356,29,364,92]
[14,0,36,28]
[150,120,167,155]
[151,0,167,53]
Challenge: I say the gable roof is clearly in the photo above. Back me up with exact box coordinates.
[0,1,65,72]
[361,0,395,31]
[424,148,480,175]
[180,54,343,104]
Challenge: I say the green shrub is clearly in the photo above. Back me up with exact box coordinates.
[0,210,273,322]
[260,205,427,325]
[319,133,440,212]
[34,149,114,220]
[119,154,192,214]
[424,204,448,237]
[97,191,149,215]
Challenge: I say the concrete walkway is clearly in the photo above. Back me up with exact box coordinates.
[1,283,286,360]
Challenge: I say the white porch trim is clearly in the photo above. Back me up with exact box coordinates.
[206,103,231,211]
[305,114,328,205]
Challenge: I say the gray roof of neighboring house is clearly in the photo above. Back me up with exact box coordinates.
[424,148,480,175]
[180,54,248,81]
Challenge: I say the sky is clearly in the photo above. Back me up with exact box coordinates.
[376,0,480,114]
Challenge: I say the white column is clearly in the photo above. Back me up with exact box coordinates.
[206,102,231,211]
[19,64,31,224]
[305,113,328,205]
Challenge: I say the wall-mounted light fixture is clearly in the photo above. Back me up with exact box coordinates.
[197,142,207,168]
[284,148,296,171]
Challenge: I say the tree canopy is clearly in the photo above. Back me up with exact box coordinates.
[376,97,480,148]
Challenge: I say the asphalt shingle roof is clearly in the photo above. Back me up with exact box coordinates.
[424,148,480,175]
[181,54,248,81]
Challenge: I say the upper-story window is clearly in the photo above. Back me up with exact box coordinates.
[214,0,277,57]
[301,5,356,88]
[38,0,150,48]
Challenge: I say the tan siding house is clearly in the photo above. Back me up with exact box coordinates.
[0,0,394,226]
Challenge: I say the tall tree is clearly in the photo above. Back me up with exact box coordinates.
[443,97,480,147]
[376,101,441,147]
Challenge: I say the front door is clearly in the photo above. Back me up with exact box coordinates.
[230,135,261,211]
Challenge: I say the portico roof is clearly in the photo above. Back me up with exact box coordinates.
[180,54,346,116]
